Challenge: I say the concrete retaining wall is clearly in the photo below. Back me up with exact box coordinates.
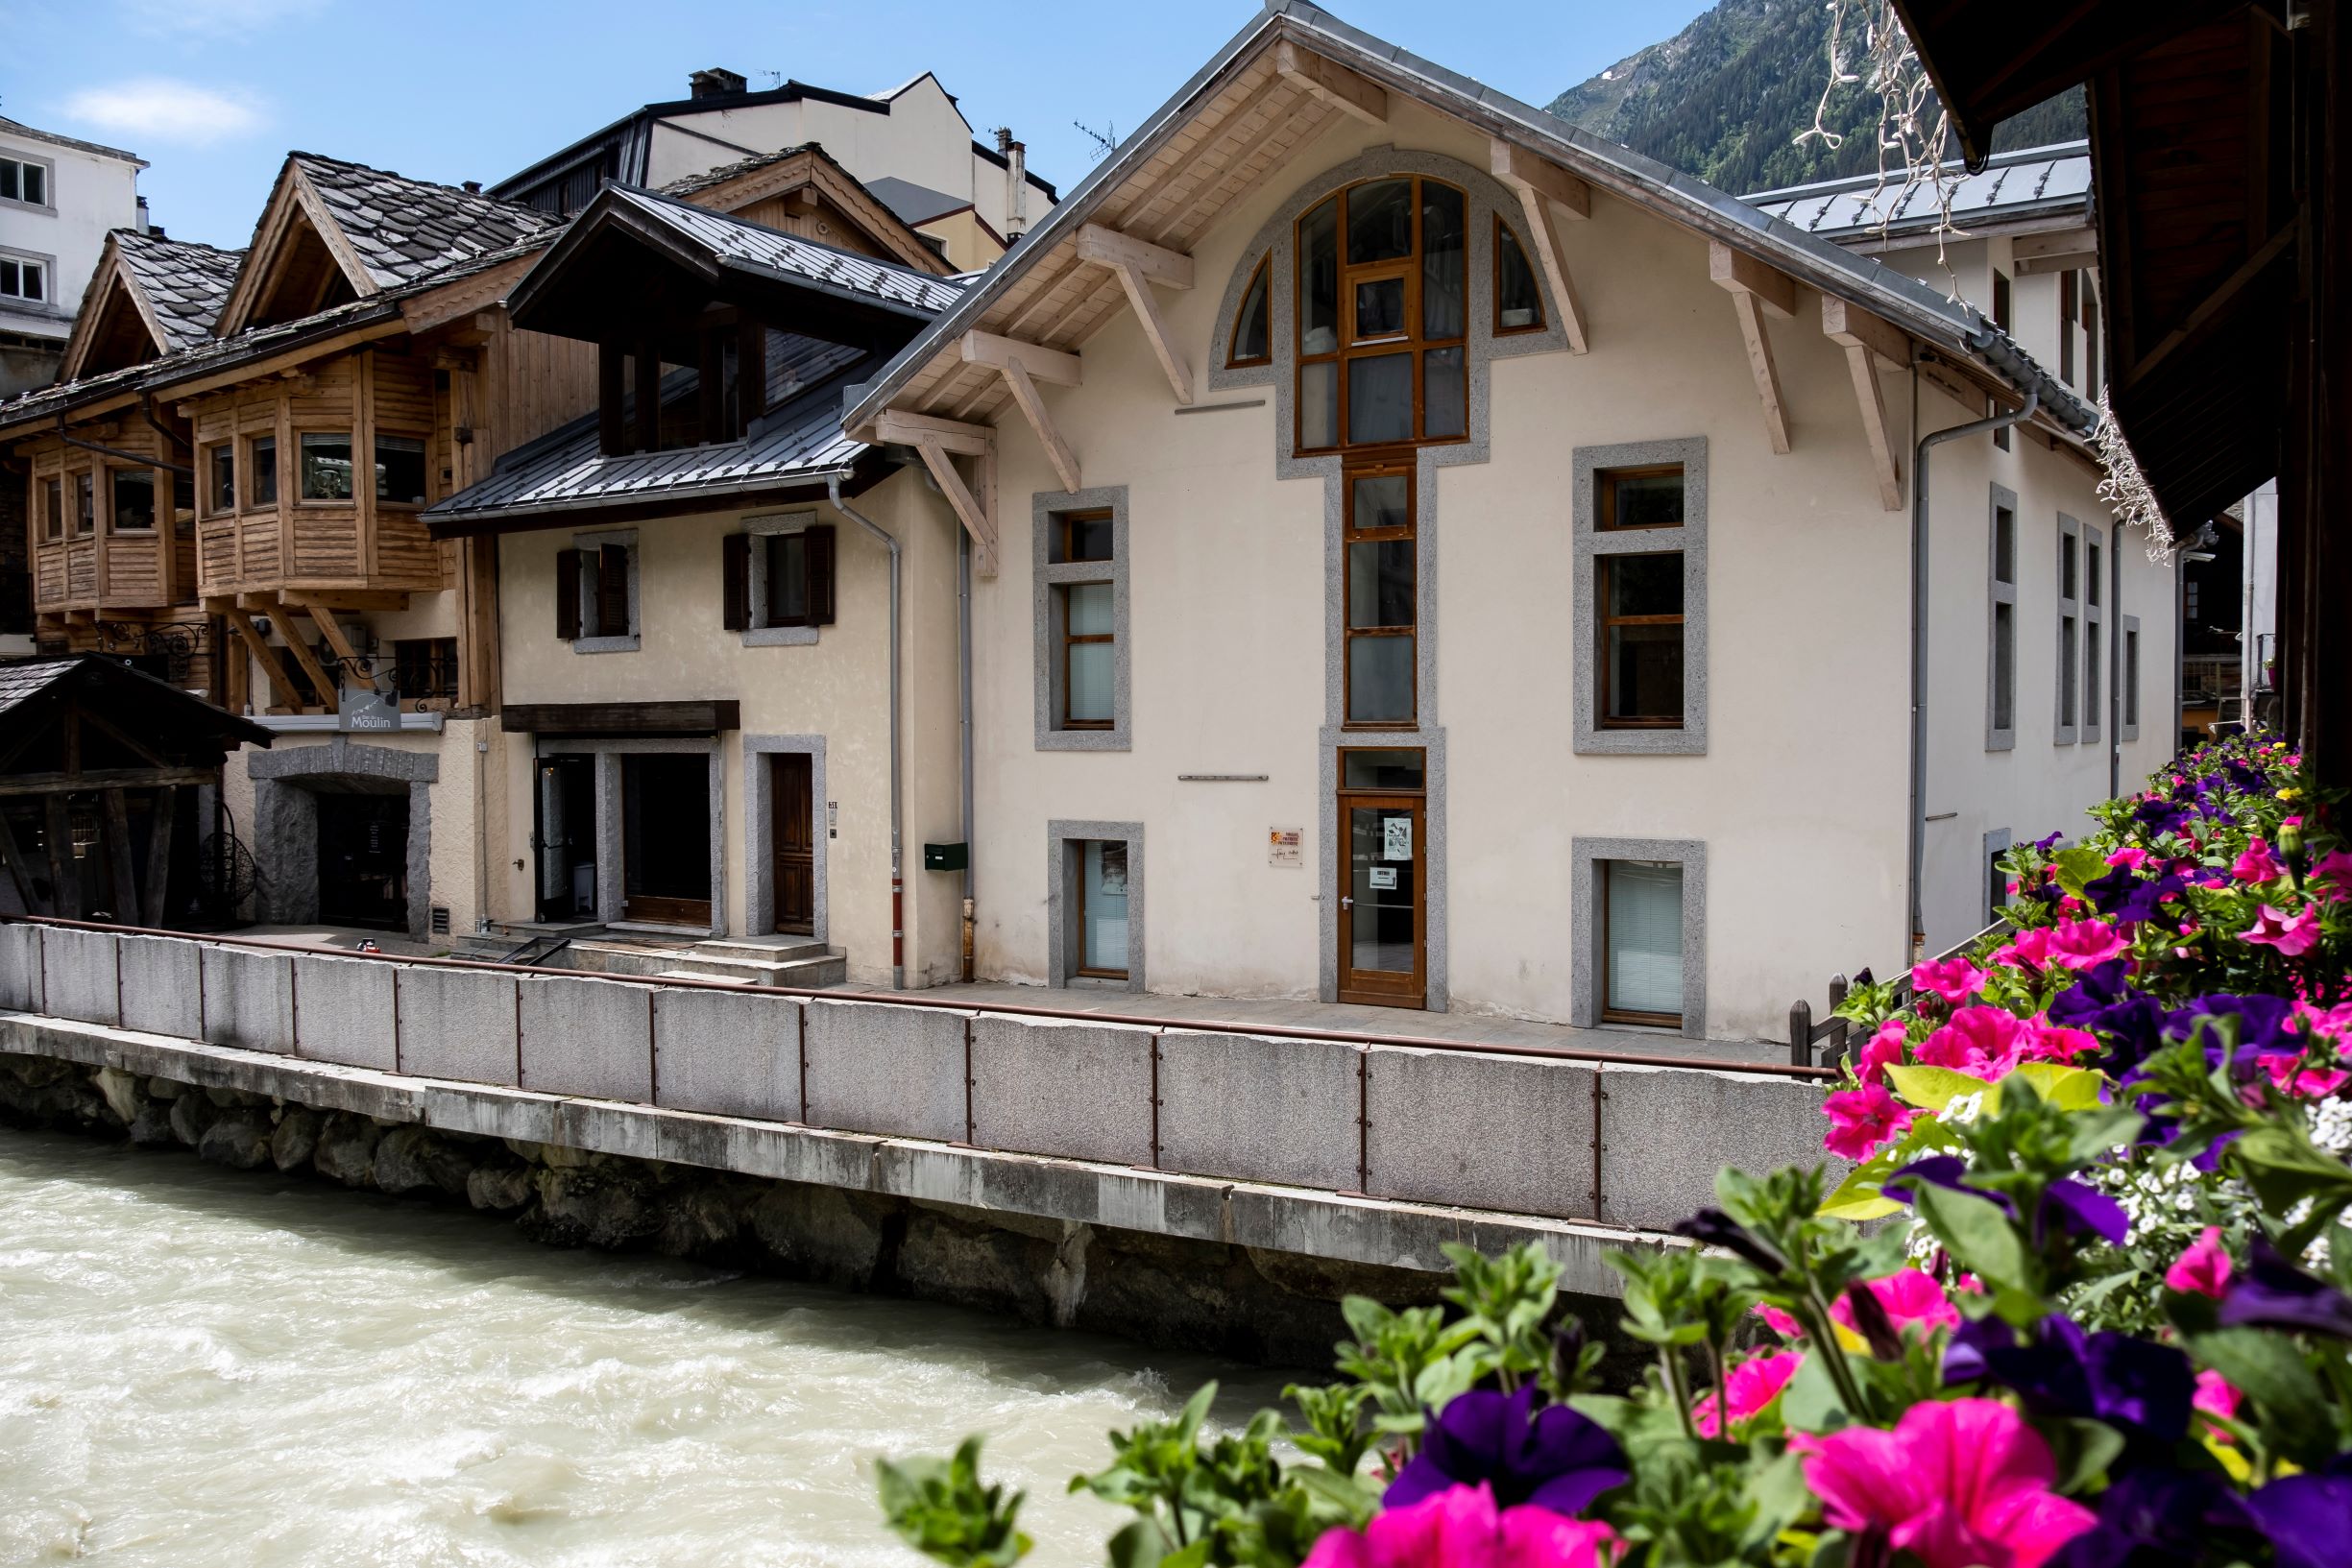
[0,924,1834,1236]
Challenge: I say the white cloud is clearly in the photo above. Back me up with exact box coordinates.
[124,0,327,36]
[63,79,266,146]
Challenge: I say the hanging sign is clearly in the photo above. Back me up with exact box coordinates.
[1268,827,1303,868]
[1382,816,1413,862]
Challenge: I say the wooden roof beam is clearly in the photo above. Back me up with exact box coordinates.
[1073,225,1197,404]
[1709,242,1798,455]
[222,605,299,712]
[912,439,997,579]
[958,329,1083,385]
[2011,225,2099,277]
[869,408,992,457]
[1274,39,1386,128]
[1491,139,1591,353]
[1822,297,1910,511]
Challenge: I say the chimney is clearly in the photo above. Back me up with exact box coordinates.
[690,67,748,100]
[135,195,151,234]
[996,128,1028,235]
[461,180,482,194]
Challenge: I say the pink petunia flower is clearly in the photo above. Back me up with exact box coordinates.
[2232,838,2284,882]
[1754,1302,1804,1339]
[2261,1054,2350,1098]
[2194,1370,2242,1433]
[1997,918,2127,972]
[2105,846,2151,871]
[1917,1006,2025,1078]
[1912,957,1986,1005]
[2164,1227,2232,1298]
[2017,1016,2099,1067]
[1693,1351,1802,1437]
[2241,905,2321,957]
[2309,850,2352,900]
[1831,1268,1961,1340]
[1822,1083,1914,1160]
[1856,1020,1909,1084]
[1793,1399,2096,1568]
[1302,1482,1619,1568]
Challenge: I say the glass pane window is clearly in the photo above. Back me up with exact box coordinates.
[1352,275,1407,342]
[1600,466,1685,529]
[1229,257,1272,365]
[1348,806,1417,974]
[1346,180,1413,264]
[2060,617,2079,726]
[41,479,61,541]
[1345,468,1416,727]
[1059,510,1114,563]
[1352,473,1409,532]
[0,256,46,302]
[2061,534,2078,600]
[2124,632,2140,727]
[1995,507,2015,583]
[0,158,44,205]
[74,473,94,535]
[768,533,809,623]
[1347,635,1414,724]
[1299,197,1340,356]
[110,469,155,532]
[2087,541,2101,607]
[1343,749,1424,790]
[207,445,234,513]
[1993,602,2016,731]
[300,433,353,500]
[1294,176,1467,454]
[1062,582,1115,727]
[1348,539,1414,629]
[1495,218,1542,331]
[1346,352,1413,446]
[1419,182,1465,341]
[1605,859,1684,1021]
[1599,552,1685,726]
[1079,840,1129,976]
[250,436,279,506]
[1423,347,1466,440]
[1299,361,1338,450]
[375,435,426,505]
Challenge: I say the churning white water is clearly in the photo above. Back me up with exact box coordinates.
[0,1131,1288,1565]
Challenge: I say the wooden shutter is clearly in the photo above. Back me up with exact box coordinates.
[597,543,631,637]
[555,548,581,640]
[721,532,750,631]
[805,524,837,626]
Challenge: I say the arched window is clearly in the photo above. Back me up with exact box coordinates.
[1494,216,1544,335]
[1295,176,1467,455]
[1228,254,1272,367]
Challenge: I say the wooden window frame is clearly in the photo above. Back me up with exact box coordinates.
[40,477,61,542]
[1056,508,1114,567]
[1073,839,1131,980]
[247,433,279,509]
[1598,858,1685,1029]
[1226,253,1273,369]
[204,443,234,517]
[296,430,356,505]
[1492,214,1545,336]
[72,470,94,537]
[1058,583,1116,731]
[1342,460,1417,730]
[1294,175,1469,458]
[393,636,460,702]
[107,465,157,533]
[1593,464,1687,732]
[1053,506,1117,732]
[373,432,430,510]
[1596,464,1685,534]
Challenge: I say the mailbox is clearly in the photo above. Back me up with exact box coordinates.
[923,841,969,872]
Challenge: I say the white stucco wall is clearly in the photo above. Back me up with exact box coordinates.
[0,127,142,344]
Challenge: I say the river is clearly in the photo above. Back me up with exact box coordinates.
[0,1130,1291,1565]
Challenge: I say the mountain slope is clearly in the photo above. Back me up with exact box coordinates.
[1548,0,2085,195]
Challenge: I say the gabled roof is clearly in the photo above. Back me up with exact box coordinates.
[866,176,974,229]
[1745,142,2092,242]
[0,655,273,750]
[656,143,958,275]
[844,0,2096,441]
[213,152,560,336]
[58,229,245,379]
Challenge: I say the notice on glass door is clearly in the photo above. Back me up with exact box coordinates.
[1368,866,1397,890]
[1268,827,1303,868]
[1383,817,1413,861]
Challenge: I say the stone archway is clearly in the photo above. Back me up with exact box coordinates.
[248,737,436,942]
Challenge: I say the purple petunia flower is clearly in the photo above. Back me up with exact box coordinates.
[2166,994,2298,1059]
[1384,1385,1628,1517]
[2218,1239,2352,1339]
[2049,1467,2258,1568]
[1885,1161,2125,1251]
[2050,961,2168,1075]
[2133,798,2192,836]
[2082,865,2186,925]
[2247,1465,2352,1568]
[1947,1315,2194,1451]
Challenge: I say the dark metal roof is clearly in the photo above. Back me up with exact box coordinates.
[602,185,967,315]
[290,153,563,289]
[1745,143,2091,240]
[111,229,245,351]
[865,176,972,229]
[844,0,2098,439]
[0,655,273,747]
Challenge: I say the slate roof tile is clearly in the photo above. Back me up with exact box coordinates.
[112,230,244,351]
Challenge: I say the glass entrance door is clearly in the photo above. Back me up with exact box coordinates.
[1337,746,1426,1007]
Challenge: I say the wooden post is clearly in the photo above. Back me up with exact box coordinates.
[141,784,176,928]
[43,795,78,920]
[224,605,298,712]
[101,787,138,922]
[1788,1000,1813,1068]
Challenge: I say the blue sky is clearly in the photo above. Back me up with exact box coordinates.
[2,0,1710,251]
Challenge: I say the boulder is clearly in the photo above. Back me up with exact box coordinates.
[270,1107,322,1172]
[146,1076,183,1099]
[466,1160,534,1213]
[311,1114,381,1188]
[748,1182,891,1288]
[373,1126,473,1198]
[654,1182,740,1258]
[94,1068,145,1125]
[167,1092,220,1146]
[197,1108,274,1170]
[523,1166,663,1250]
[127,1100,177,1147]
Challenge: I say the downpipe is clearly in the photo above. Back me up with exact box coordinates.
[1908,385,2038,966]
[958,523,976,982]
[827,472,905,990]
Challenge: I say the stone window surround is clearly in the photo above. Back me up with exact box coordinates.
[1032,485,1130,752]
[0,151,56,217]
[2083,521,2104,743]
[2055,513,2081,745]
[541,735,727,937]
[740,510,822,648]
[1986,483,2019,752]
[1572,438,1709,756]
[1569,835,1708,1039]
[1046,819,1144,992]
[0,243,55,303]
[571,525,641,655]
[740,733,828,942]
[247,736,437,944]
[1983,826,2013,929]
[2120,614,2142,741]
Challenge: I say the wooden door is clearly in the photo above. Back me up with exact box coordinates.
[1337,793,1424,1007]
[769,752,814,934]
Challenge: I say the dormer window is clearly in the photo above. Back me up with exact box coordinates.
[597,316,768,457]
[1296,177,1467,454]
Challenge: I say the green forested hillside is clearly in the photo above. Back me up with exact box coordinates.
[1547,0,2085,194]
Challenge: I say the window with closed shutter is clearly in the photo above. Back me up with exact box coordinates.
[722,532,751,631]
[597,544,631,636]
[556,548,582,639]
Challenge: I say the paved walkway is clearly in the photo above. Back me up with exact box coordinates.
[837,979,1792,1069]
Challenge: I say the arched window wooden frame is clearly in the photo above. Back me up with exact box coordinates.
[1227,253,1272,368]
[1294,175,1468,457]
[1493,215,1545,336]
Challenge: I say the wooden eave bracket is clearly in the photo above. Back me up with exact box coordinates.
[870,408,998,577]
[1074,223,1196,405]
[961,330,1083,494]
[221,604,300,711]
[1821,297,1911,512]
[1275,39,1387,128]
[1490,139,1591,354]
[1709,242,1797,455]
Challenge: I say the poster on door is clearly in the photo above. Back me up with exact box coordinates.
[1382,816,1413,862]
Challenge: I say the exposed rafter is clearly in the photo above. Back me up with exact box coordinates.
[1075,223,1196,404]
[1490,139,1590,354]
[963,332,1084,493]
[1709,243,1798,455]
[870,409,999,576]
[1274,39,1387,128]
[1821,297,1911,512]
[220,606,299,712]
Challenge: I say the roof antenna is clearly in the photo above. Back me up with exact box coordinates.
[1073,118,1117,164]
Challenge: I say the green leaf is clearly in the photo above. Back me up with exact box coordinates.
[2191,1328,2334,1444]
[1885,1064,1992,1113]
[2048,1417,2128,1493]
[2051,845,2110,897]
[1778,1347,1851,1434]
[2008,1062,2105,1111]
[1290,1465,1379,1529]
[1104,1518,1176,1568]
[1911,1181,2028,1292]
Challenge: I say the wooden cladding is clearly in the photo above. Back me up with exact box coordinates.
[21,422,195,618]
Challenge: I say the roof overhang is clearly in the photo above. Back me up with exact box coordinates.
[425,453,881,537]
